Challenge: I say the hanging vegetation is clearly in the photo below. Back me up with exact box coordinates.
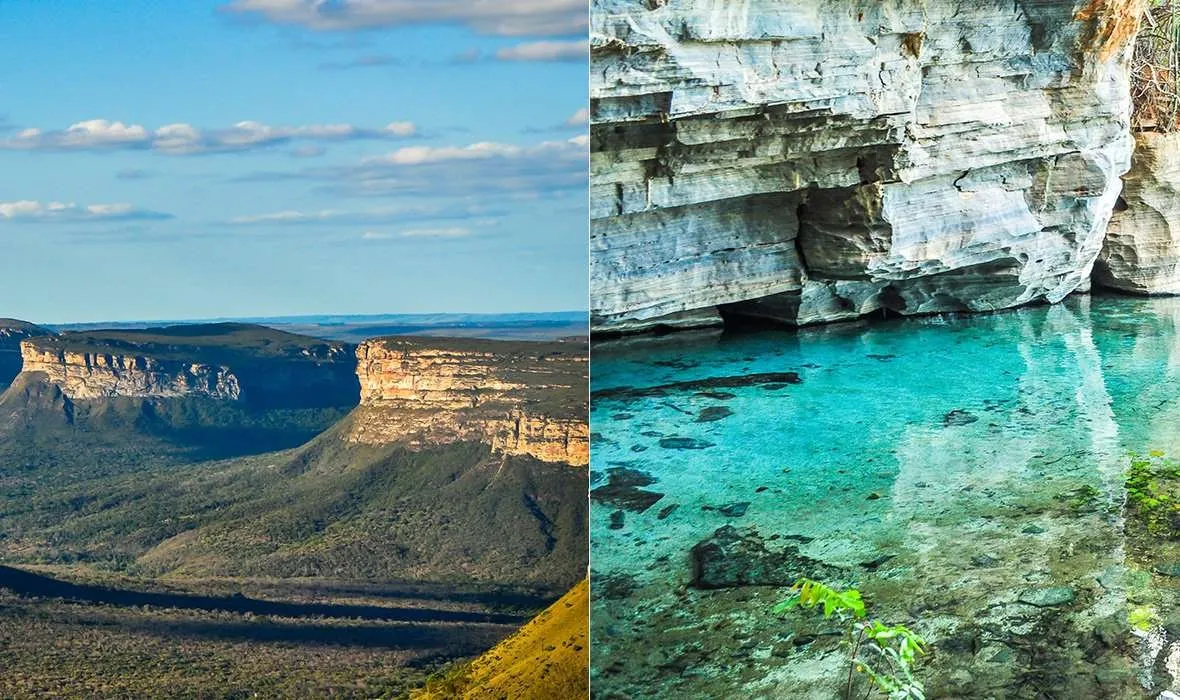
[1133,2,1180,131]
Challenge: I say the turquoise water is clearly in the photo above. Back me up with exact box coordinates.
[590,296,1180,699]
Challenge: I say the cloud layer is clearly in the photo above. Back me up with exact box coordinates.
[223,0,587,37]
[334,134,589,197]
[1,119,417,155]
[362,226,472,240]
[0,200,172,222]
[229,203,498,225]
[495,39,586,62]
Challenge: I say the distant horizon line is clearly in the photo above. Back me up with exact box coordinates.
[28,310,590,328]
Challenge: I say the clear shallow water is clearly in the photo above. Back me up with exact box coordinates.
[590,296,1180,699]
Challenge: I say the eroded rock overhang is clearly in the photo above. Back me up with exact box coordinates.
[590,0,1147,333]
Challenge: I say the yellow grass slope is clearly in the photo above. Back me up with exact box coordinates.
[413,577,588,700]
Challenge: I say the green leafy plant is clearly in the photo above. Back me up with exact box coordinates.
[774,579,927,700]
[1129,604,1161,632]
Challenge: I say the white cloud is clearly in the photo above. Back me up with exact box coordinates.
[565,107,589,127]
[367,135,587,166]
[0,200,172,222]
[236,134,588,199]
[0,118,417,155]
[398,226,471,238]
[222,0,587,37]
[495,39,586,62]
[361,227,472,240]
[229,203,497,225]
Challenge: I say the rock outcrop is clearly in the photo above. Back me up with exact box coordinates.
[590,0,1145,332]
[345,337,589,465]
[12,324,359,409]
[1096,130,1180,293]
[0,319,50,390]
[20,344,242,400]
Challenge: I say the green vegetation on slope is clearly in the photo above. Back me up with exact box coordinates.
[0,419,587,592]
[0,372,351,489]
[0,322,363,487]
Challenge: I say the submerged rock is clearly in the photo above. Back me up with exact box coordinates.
[1152,562,1180,577]
[695,391,736,400]
[591,467,665,513]
[593,373,801,402]
[696,406,734,422]
[1018,587,1076,608]
[659,437,715,450]
[596,572,637,600]
[701,501,750,518]
[656,504,679,520]
[943,410,979,427]
[690,525,841,589]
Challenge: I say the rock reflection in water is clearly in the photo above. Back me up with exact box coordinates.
[590,295,1180,699]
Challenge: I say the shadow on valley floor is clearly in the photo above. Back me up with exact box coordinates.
[0,565,527,626]
[297,581,556,611]
[70,614,508,652]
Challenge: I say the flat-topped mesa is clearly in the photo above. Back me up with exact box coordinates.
[14,323,359,408]
[0,319,52,390]
[346,336,589,466]
[19,343,242,400]
[590,0,1146,333]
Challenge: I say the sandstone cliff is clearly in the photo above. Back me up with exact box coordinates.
[13,324,359,409]
[0,319,50,390]
[345,337,589,466]
[19,343,242,400]
[590,0,1146,332]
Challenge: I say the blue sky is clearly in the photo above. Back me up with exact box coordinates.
[0,1,588,323]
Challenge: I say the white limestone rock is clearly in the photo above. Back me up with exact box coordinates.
[1096,131,1180,294]
[590,0,1138,332]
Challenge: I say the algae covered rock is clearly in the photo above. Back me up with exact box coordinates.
[690,525,841,589]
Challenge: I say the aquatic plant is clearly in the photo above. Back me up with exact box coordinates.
[1125,450,1180,536]
[774,579,927,700]
[1129,604,1161,632]
[1057,483,1103,513]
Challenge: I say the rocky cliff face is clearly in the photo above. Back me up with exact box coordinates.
[19,343,242,400]
[0,320,50,390]
[1096,130,1180,293]
[345,337,589,466]
[12,324,359,409]
[590,0,1146,331]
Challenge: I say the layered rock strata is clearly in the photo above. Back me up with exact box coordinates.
[345,337,589,466]
[1095,130,1180,293]
[13,324,359,409]
[590,0,1145,332]
[20,344,242,400]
